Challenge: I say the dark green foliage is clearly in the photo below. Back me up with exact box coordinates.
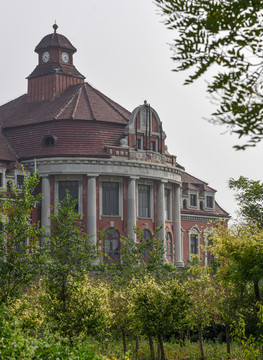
[229,176,263,227]
[0,170,42,305]
[155,0,263,149]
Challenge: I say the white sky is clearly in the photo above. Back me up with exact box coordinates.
[1,0,263,218]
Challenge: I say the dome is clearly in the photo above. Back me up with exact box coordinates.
[35,25,76,53]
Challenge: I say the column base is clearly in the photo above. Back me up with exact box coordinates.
[174,260,184,267]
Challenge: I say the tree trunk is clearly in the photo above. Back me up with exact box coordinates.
[122,329,127,355]
[226,323,231,358]
[135,338,139,359]
[157,334,165,360]
[148,335,155,360]
[198,324,205,360]
[254,280,261,303]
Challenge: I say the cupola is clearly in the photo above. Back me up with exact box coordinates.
[27,24,85,103]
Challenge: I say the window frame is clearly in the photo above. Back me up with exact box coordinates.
[103,227,120,261]
[137,181,153,219]
[99,177,123,220]
[55,176,83,215]
[206,195,214,209]
[166,232,173,262]
[165,187,172,221]
[102,181,119,216]
[189,193,197,207]
[188,226,200,259]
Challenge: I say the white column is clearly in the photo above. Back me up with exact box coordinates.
[41,175,50,240]
[87,176,97,246]
[156,180,166,258]
[174,184,184,266]
[127,177,137,241]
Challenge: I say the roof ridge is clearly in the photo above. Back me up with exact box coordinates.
[2,128,20,159]
[71,86,83,119]
[83,84,95,120]
[53,83,83,120]
[85,82,129,122]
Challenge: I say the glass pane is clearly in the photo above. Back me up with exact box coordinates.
[102,182,119,215]
[138,185,150,217]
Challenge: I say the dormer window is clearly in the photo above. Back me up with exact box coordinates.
[206,196,214,209]
[43,135,56,146]
[190,194,197,207]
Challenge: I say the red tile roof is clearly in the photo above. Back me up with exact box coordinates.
[182,172,216,192]
[0,131,16,162]
[0,83,130,129]
[0,82,130,160]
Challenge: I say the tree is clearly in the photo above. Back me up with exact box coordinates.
[42,192,97,342]
[0,170,42,305]
[132,274,190,360]
[210,221,263,304]
[229,176,263,227]
[185,257,219,360]
[155,0,263,149]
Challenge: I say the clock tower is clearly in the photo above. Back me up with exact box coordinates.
[27,24,85,103]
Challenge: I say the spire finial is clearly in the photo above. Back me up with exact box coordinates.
[53,22,58,33]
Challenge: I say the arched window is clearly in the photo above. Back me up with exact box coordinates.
[103,228,120,260]
[142,229,152,260]
[189,226,200,258]
[166,232,173,262]
[200,201,204,211]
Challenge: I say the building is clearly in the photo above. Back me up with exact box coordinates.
[0,25,229,265]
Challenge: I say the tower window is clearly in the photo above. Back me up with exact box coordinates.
[150,141,156,152]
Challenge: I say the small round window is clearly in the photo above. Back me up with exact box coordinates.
[43,135,56,146]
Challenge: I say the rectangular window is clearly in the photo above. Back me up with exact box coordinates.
[136,138,142,150]
[206,196,214,208]
[150,141,156,152]
[102,182,119,216]
[0,173,2,187]
[165,188,171,220]
[58,180,79,212]
[17,175,24,189]
[138,184,150,218]
[190,234,198,255]
[190,194,197,207]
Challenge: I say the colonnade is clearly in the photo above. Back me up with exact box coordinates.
[40,175,183,266]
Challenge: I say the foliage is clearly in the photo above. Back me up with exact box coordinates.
[210,221,263,303]
[229,176,263,227]
[185,257,219,359]
[132,274,190,359]
[43,191,96,300]
[155,0,263,149]
[0,169,42,305]
[40,276,112,342]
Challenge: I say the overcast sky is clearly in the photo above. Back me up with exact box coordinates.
[1,0,263,218]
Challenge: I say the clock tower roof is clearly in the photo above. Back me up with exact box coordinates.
[35,24,77,53]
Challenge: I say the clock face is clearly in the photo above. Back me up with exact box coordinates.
[42,51,50,63]
[61,52,69,64]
